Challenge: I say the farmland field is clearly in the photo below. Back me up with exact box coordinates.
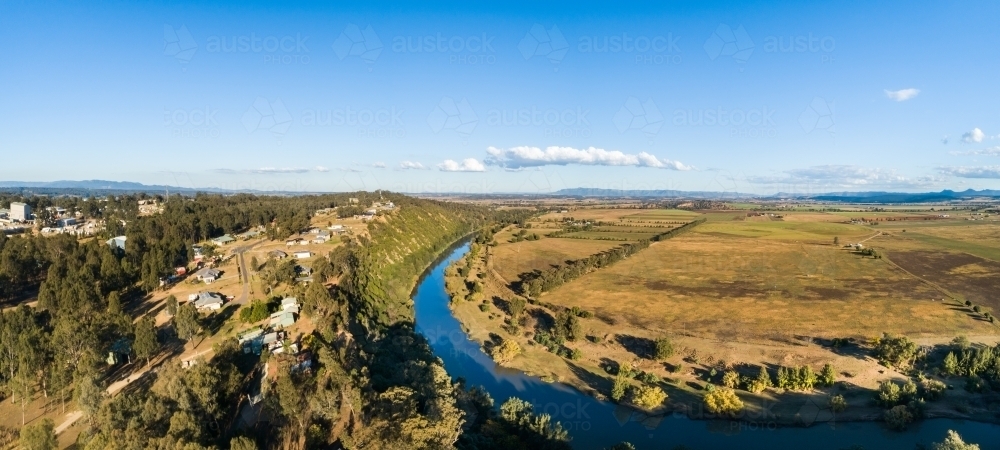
[530,215,998,340]
[490,236,624,282]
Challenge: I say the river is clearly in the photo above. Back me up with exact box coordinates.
[413,242,999,450]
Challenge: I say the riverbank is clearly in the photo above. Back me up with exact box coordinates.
[444,244,1000,428]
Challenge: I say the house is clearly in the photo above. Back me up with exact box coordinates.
[193,291,224,311]
[106,236,127,251]
[194,267,222,283]
[268,250,288,259]
[239,230,261,240]
[293,251,312,259]
[850,243,864,250]
[106,338,132,365]
[270,311,296,329]
[57,217,77,227]
[311,236,328,244]
[308,228,321,234]
[281,297,299,310]
[328,224,343,231]
[212,235,235,246]
[175,267,187,276]
[285,239,300,247]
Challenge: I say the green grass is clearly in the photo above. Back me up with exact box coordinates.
[903,233,1000,262]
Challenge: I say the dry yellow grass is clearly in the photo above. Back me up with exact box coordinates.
[491,237,623,282]
[539,233,996,340]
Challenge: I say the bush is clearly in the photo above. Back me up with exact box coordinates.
[611,374,629,402]
[872,334,918,369]
[746,366,772,393]
[884,405,914,430]
[479,303,490,312]
[878,380,902,407]
[569,348,583,361]
[921,379,947,401]
[829,394,847,413]
[819,363,836,386]
[638,371,660,384]
[704,388,744,417]
[490,339,521,364]
[722,370,740,389]
[654,337,674,360]
[630,385,667,409]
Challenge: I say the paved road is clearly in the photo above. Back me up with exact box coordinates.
[231,239,262,305]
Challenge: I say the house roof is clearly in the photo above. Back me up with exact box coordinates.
[195,267,221,279]
[270,312,296,328]
[281,297,298,306]
[106,236,127,250]
[193,291,224,308]
[212,235,235,243]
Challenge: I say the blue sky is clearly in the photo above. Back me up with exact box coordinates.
[2,0,999,194]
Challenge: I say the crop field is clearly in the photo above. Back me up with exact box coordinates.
[528,216,998,340]
[490,236,624,282]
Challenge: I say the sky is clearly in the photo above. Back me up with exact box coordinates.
[2,0,999,195]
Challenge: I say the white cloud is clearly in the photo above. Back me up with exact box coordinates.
[962,128,986,143]
[399,161,427,170]
[950,146,1000,156]
[215,167,310,174]
[338,167,363,173]
[372,162,387,168]
[315,166,330,172]
[438,158,486,172]
[747,165,942,189]
[485,146,690,170]
[884,88,920,102]
[938,166,1000,179]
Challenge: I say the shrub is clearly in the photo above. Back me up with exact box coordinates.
[479,303,490,312]
[942,352,958,376]
[490,339,521,364]
[878,380,902,407]
[829,394,847,413]
[921,379,947,401]
[638,371,660,384]
[964,376,986,393]
[884,405,914,430]
[654,337,674,360]
[630,385,667,409]
[931,430,981,450]
[704,388,744,417]
[819,363,836,386]
[569,348,583,361]
[722,370,740,389]
[746,366,772,393]
[611,374,629,402]
[872,334,918,369]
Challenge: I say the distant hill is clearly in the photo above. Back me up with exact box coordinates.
[555,188,1000,203]
[0,180,210,192]
[553,188,758,199]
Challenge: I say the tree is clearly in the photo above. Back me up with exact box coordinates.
[722,370,740,389]
[107,290,122,315]
[654,336,674,360]
[829,394,847,413]
[19,418,57,450]
[776,366,793,389]
[508,297,526,319]
[231,436,259,450]
[605,443,636,450]
[174,302,200,342]
[819,363,836,386]
[490,339,521,364]
[133,315,159,366]
[611,370,629,402]
[884,405,913,430]
[872,334,918,369]
[249,256,259,272]
[704,388,744,417]
[165,294,178,317]
[942,351,959,376]
[833,236,840,245]
[878,380,901,407]
[630,385,667,409]
[747,366,772,393]
[75,374,105,423]
[932,430,981,450]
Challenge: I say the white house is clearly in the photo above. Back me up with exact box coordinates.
[193,291,224,311]
[293,251,312,259]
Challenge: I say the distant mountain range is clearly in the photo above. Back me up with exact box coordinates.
[554,188,1000,203]
[0,180,211,192]
[2,181,999,203]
